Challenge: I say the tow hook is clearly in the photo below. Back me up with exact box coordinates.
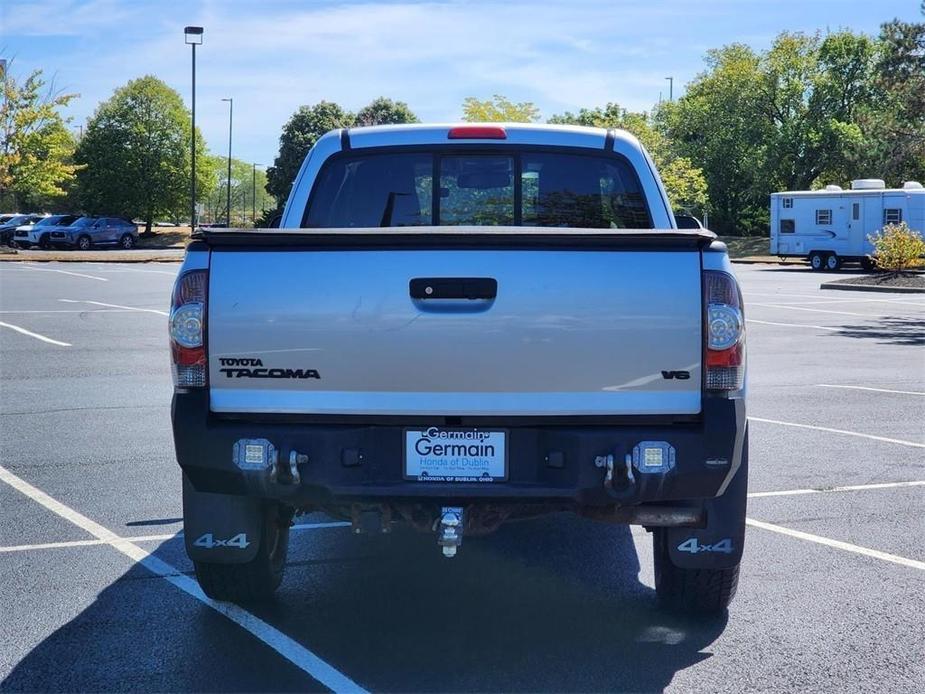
[435,506,464,558]
[595,453,635,497]
[286,450,308,485]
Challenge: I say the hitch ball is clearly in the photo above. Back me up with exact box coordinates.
[436,506,464,558]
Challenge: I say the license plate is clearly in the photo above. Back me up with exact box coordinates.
[404,427,507,482]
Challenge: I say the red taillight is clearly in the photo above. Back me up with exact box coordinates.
[447,125,507,140]
[169,269,208,388]
[704,270,745,393]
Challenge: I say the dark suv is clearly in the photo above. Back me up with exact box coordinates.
[51,217,139,250]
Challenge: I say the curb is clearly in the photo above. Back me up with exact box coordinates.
[730,257,803,265]
[0,252,181,264]
[820,282,925,294]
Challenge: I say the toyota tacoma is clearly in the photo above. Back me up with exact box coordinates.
[170,123,748,612]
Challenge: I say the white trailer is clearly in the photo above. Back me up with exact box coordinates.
[770,179,925,270]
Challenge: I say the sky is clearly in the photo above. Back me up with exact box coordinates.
[2,0,922,166]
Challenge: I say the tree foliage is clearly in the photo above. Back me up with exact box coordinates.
[462,95,540,123]
[74,76,213,232]
[662,24,925,235]
[0,64,81,210]
[204,156,274,227]
[549,103,708,214]
[355,97,419,127]
[266,98,420,207]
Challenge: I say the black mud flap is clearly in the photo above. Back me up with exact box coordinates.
[666,431,748,570]
[182,474,263,564]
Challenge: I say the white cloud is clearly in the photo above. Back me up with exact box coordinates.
[3,0,917,163]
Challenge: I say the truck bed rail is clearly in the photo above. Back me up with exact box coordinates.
[191,226,717,251]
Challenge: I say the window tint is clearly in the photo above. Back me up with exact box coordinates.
[69,217,95,228]
[522,152,650,228]
[440,155,513,226]
[674,214,701,230]
[780,219,795,233]
[815,209,832,225]
[883,208,902,224]
[305,153,432,227]
[304,148,653,229]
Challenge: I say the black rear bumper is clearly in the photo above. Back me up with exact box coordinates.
[172,390,746,508]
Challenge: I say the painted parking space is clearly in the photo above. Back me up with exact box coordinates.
[1,261,924,692]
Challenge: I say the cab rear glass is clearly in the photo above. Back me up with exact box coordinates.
[302,148,652,229]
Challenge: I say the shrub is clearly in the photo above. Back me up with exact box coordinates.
[867,222,925,271]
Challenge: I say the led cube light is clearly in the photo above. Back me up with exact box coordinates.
[233,439,277,471]
[631,441,676,474]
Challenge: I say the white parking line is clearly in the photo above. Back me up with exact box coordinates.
[816,384,925,396]
[12,265,108,281]
[744,290,925,306]
[0,465,368,694]
[746,518,925,571]
[750,302,869,317]
[0,321,71,347]
[747,319,840,332]
[59,299,168,316]
[0,522,352,554]
[749,416,925,448]
[0,309,141,314]
[749,480,925,498]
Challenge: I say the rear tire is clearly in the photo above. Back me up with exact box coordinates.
[193,504,291,602]
[119,233,135,249]
[860,257,876,272]
[809,251,825,271]
[653,528,740,613]
[824,253,841,271]
[76,235,91,251]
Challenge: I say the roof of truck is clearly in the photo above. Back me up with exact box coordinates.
[342,122,644,152]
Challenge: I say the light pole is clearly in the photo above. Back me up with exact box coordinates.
[252,163,257,226]
[221,98,233,226]
[184,26,203,230]
[665,76,674,102]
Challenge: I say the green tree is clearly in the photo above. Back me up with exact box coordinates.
[860,19,925,184]
[355,97,418,127]
[462,95,540,122]
[266,101,353,207]
[549,103,708,215]
[205,157,274,227]
[0,64,81,210]
[74,76,213,233]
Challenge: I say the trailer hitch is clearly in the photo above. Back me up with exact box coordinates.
[595,453,636,499]
[435,506,464,558]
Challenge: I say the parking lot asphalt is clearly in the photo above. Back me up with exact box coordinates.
[0,260,923,693]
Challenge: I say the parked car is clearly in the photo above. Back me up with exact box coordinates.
[1,214,43,246]
[50,216,139,250]
[12,214,80,249]
[172,123,749,613]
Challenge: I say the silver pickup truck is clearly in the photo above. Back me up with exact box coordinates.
[170,123,748,612]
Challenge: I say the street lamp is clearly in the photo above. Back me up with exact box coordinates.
[665,76,674,102]
[221,97,233,227]
[184,26,203,230]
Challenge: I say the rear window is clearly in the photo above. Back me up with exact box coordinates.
[303,149,652,229]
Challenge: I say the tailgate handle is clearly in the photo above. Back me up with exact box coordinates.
[409,277,497,300]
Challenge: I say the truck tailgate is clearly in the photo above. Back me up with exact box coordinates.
[207,242,703,416]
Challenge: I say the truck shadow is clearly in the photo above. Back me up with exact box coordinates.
[2,516,728,693]
[834,316,925,346]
